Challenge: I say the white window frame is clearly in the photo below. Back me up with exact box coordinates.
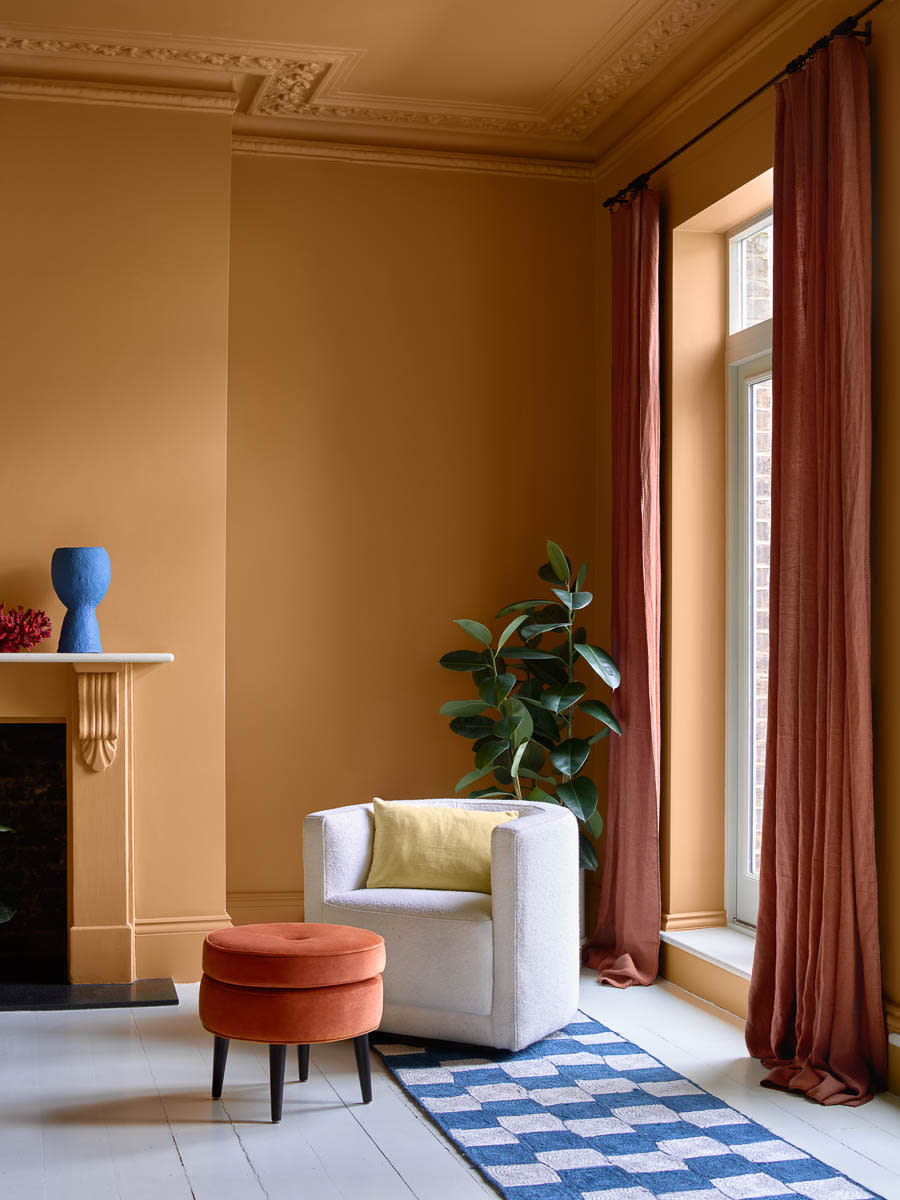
[728,209,773,336]
[725,210,773,931]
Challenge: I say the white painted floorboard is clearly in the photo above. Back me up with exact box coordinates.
[1,971,899,1199]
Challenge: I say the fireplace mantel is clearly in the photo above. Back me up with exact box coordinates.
[0,653,173,662]
[0,652,177,983]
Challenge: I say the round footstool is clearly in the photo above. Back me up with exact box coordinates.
[199,922,386,1122]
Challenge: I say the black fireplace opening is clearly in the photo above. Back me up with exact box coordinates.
[0,722,68,984]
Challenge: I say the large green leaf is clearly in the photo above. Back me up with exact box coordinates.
[573,643,621,687]
[520,621,568,640]
[504,698,533,744]
[0,825,13,833]
[550,738,591,776]
[0,902,15,925]
[454,765,491,793]
[546,540,571,583]
[449,715,496,740]
[588,729,610,744]
[556,775,598,822]
[453,618,492,646]
[520,741,545,773]
[518,770,558,785]
[574,562,588,592]
[497,613,528,651]
[510,741,529,779]
[526,786,555,804]
[527,657,569,687]
[440,699,489,718]
[497,647,559,660]
[579,699,621,735]
[440,649,490,672]
[478,673,516,708]
[518,696,561,740]
[469,788,515,800]
[542,683,586,713]
[586,809,604,838]
[551,588,593,610]
[579,831,599,871]
[495,599,544,618]
[475,737,509,769]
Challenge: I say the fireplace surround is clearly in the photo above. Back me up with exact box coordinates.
[0,653,177,983]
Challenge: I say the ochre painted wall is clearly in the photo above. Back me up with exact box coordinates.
[0,98,232,978]
[225,155,600,915]
[591,0,900,1069]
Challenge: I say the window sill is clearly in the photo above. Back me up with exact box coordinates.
[659,924,755,981]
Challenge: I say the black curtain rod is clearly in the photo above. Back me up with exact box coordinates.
[603,0,886,210]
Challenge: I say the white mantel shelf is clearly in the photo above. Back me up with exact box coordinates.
[0,653,174,663]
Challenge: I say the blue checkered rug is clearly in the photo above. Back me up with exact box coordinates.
[373,1015,880,1200]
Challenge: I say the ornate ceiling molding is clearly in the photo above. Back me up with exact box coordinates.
[0,1,739,142]
[233,135,593,180]
[0,74,237,111]
[548,0,732,136]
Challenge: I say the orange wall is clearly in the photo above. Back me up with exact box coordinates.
[591,0,900,1043]
[225,155,600,911]
[0,98,232,973]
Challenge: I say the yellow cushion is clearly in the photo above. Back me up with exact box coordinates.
[366,800,517,894]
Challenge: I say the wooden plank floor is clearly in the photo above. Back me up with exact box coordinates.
[1,971,899,1198]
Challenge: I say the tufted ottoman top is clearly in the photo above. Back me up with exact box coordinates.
[203,922,385,990]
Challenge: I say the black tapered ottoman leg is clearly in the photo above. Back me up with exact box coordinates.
[269,1044,287,1122]
[298,1044,309,1082]
[211,1036,229,1099]
[353,1034,372,1104]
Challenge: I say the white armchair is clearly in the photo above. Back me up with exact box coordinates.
[303,798,579,1051]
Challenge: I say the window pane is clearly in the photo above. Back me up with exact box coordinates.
[730,217,773,333]
[750,376,772,877]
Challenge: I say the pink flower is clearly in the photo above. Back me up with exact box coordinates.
[0,604,52,652]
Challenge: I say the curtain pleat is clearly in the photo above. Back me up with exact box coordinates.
[745,36,886,1106]
[584,189,662,988]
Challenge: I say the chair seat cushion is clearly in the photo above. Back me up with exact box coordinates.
[203,922,385,989]
[322,890,494,1016]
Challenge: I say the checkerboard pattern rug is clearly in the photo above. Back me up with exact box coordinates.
[373,1016,880,1200]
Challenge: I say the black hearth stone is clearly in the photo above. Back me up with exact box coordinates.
[0,976,178,1012]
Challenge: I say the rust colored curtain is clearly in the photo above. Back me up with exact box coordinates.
[745,36,886,1105]
[584,189,662,987]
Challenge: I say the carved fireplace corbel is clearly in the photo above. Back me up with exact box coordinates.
[76,668,119,771]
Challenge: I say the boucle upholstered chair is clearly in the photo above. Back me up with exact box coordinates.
[303,798,579,1051]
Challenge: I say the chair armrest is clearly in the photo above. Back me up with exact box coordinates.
[490,806,580,1049]
[303,804,375,922]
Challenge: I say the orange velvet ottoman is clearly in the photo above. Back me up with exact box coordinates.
[199,922,386,1122]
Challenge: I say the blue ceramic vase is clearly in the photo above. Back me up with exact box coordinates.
[51,547,111,653]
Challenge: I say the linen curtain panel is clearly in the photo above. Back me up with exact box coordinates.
[745,36,886,1105]
[584,189,662,988]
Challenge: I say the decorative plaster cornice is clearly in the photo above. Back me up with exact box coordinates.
[0,2,748,142]
[589,0,822,183]
[0,74,237,111]
[232,134,593,179]
[550,0,732,135]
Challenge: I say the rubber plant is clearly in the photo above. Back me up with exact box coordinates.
[0,824,14,925]
[439,540,621,869]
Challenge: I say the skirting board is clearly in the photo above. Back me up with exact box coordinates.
[134,913,231,983]
[226,890,305,926]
